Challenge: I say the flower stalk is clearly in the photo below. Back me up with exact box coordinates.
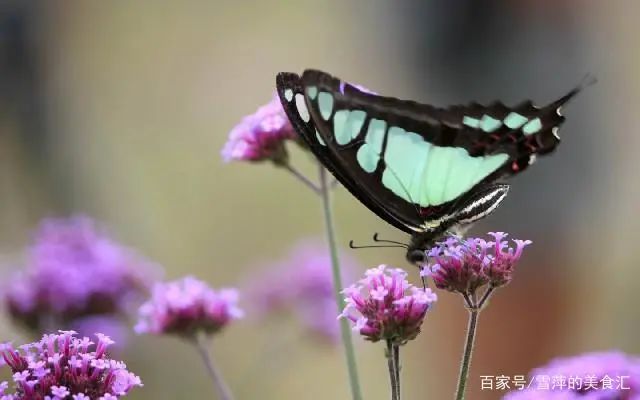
[454,287,494,400]
[394,344,401,399]
[319,165,363,400]
[386,340,399,400]
[194,335,234,400]
[455,299,479,400]
[281,163,320,194]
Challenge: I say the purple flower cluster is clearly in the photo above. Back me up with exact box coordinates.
[340,265,437,345]
[421,232,531,294]
[0,330,142,399]
[4,217,157,332]
[221,94,297,163]
[134,276,243,337]
[248,240,358,343]
[503,351,640,399]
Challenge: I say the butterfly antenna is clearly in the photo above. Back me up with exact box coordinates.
[349,240,407,250]
[372,232,409,248]
[579,73,598,89]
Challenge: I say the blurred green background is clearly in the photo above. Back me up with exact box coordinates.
[1,1,639,399]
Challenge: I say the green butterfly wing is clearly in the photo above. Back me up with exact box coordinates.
[278,69,580,234]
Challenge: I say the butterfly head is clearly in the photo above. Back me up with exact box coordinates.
[407,228,470,265]
[406,231,445,265]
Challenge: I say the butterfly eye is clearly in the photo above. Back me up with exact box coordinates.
[407,249,426,265]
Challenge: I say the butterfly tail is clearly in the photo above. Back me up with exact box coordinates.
[547,74,596,112]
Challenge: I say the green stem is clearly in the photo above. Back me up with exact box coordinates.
[394,344,401,399]
[386,340,399,400]
[319,165,363,400]
[194,335,234,400]
[282,163,320,194]
[455,289,495,400]
[477,286,495,309]
[455,308,479,400]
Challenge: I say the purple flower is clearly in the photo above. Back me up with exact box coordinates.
[343,82,376,95]
[4,216,159,333]
[247,240,358,343]
[50,386,70,398]
[222,93,297,163]
[421,232,531,293]
[340,265,437,345]
[0,330,142,399]
[134,276,244,337]
[503,351,640,399]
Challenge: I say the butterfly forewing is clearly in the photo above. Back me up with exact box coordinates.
[298,71,514,230]
[278,69,581,235]
[276,72,418,233]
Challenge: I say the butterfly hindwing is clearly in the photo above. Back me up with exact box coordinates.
[452,183,510,226]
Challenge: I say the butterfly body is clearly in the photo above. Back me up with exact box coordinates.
[276,70,582,264]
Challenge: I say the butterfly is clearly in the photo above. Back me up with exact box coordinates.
[276,69,586,264]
